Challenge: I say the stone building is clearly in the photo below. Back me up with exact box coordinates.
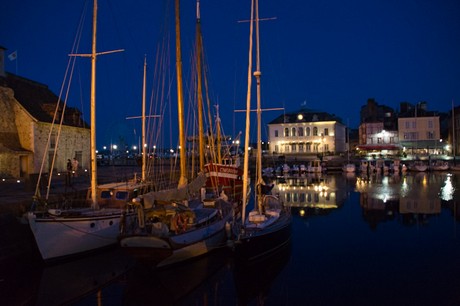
[0,46,89,180]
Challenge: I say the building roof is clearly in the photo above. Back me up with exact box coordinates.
[0,73,89,128]
[268,108,344,125]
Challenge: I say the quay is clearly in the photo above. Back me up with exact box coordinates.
[0,165,144,216]
[0,155,349,215]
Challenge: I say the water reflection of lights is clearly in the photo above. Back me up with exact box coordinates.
[440,174,455,201]
[276,178,338,210]
[299,209,305,217]
[400,176,409,198]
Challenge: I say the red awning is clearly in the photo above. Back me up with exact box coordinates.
[357,145,400,151]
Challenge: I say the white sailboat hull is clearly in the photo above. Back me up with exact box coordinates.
[28,209,133,261]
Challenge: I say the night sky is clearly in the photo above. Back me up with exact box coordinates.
[2,0,460,150]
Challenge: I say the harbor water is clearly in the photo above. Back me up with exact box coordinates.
[2,171,460,305]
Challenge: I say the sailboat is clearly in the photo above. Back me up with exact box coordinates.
[118,0,233,269]
[232,0,292,261]
[27,0,143,262]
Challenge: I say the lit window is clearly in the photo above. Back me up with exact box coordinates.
[298,127,304,136]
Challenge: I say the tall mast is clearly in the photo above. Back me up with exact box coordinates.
[216,105,222,164]
[241,0,255,224]
[69,0,123,207]
[196,0,205,172]
[254,0,264,213]
[142,56,147,181]
[175,0,187,187]
[90,0,98,208]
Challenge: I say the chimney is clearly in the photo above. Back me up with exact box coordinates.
[0,46,6,77]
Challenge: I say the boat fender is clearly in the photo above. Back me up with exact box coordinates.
[48,209,61,216]
[119,212,126,233]
[172,213,188,234]
[137,207,145,229]
[225,221,232,239]
[219,190,228,201]
[171,214,178,233]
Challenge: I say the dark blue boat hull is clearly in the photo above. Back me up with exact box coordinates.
[234,213,292,261]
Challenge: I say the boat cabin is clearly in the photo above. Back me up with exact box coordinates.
[87,181,153,208]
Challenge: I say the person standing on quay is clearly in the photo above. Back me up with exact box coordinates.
[72,158,79,177]
[66,159,72,186]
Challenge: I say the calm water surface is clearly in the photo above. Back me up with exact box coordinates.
[3,172,460,305]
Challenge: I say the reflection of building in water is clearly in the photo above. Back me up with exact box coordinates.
[274,174,347,210]
[399,197,440,214]
[356,173,444,214]
[354,173,454,228]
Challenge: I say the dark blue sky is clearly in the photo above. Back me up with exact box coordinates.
[2,0,460,150]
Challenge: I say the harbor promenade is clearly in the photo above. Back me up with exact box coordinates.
[0,155,347,216]
[0,165,143,216]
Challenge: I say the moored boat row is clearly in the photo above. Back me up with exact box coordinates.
[25,0,291,270]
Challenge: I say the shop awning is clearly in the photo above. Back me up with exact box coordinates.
[356,144,401,151]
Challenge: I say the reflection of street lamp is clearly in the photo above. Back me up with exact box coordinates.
[321,133,324,158]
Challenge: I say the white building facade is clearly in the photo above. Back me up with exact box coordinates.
[267,111,346,155]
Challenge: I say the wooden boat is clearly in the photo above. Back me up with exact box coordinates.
[119,0,234,268]
[119,195,233,268]
[232,0,292,261]
[27,0,141,262]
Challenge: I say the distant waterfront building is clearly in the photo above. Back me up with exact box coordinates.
[358,98,399,157]
[398,116,442,156]
[398,102,442,156]
[451,106,460,157]
[267,108,346,155]
[360,98,398,131]
[357,122,400,157]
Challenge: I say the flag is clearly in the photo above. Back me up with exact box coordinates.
[8,51,17,61]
